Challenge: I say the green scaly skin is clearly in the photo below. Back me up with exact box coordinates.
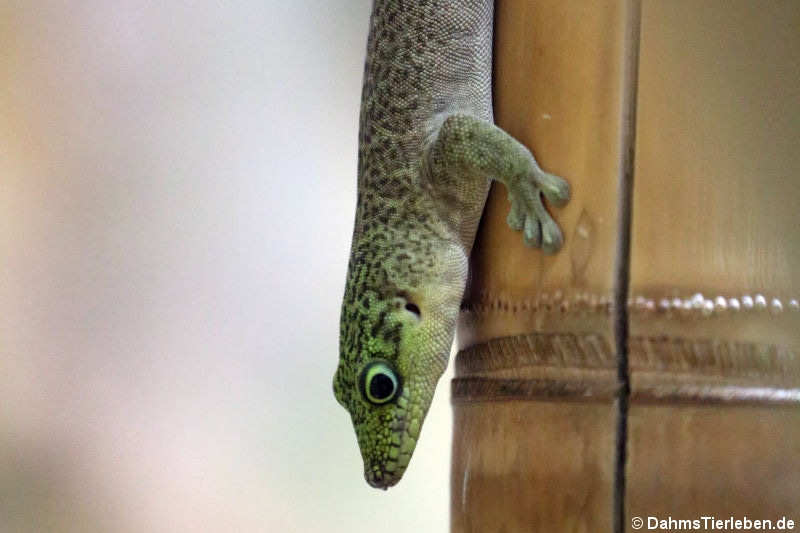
[333,0,570,489]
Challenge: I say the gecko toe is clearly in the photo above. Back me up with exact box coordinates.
[507,198,525,231]
[540,217,564,254]
[523,215,542,247]
[537,171,571,207]
[531,191,564,254]
[504,181,566,253]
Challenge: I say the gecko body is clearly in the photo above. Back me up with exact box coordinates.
[333,0,569,489]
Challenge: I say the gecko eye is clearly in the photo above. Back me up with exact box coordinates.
[360,361,400,405]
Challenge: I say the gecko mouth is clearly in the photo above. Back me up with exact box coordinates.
[363,437,414,490]
[361,391,419,489]
[366,467,403,489]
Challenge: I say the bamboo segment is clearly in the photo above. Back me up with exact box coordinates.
[626,1,800,527]
[627,406,800,528]
[453,1,625,530]
[453,0,800,531]
[458,0,625,347]
[629,0,800,349]
[452,401,616,532]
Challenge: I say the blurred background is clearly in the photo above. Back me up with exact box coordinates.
[1,1,454,531]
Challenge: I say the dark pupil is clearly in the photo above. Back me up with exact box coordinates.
[370,373,395,400]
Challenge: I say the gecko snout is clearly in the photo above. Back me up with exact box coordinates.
[365,465,403,490]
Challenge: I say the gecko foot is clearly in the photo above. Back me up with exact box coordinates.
[506,168,570,254]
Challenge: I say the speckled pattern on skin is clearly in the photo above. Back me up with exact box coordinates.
[333,0,570,489]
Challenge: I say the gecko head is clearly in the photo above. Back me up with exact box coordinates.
[333,253,465,489]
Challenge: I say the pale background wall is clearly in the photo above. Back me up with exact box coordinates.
[0,1,453,531]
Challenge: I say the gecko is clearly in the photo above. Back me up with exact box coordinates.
[333,0,570,489]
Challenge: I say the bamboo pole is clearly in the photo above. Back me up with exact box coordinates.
[452,1,800,531]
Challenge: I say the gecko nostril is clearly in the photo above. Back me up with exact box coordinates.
[404,302,421,317]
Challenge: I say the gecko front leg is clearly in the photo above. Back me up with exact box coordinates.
[426,113,570,253]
